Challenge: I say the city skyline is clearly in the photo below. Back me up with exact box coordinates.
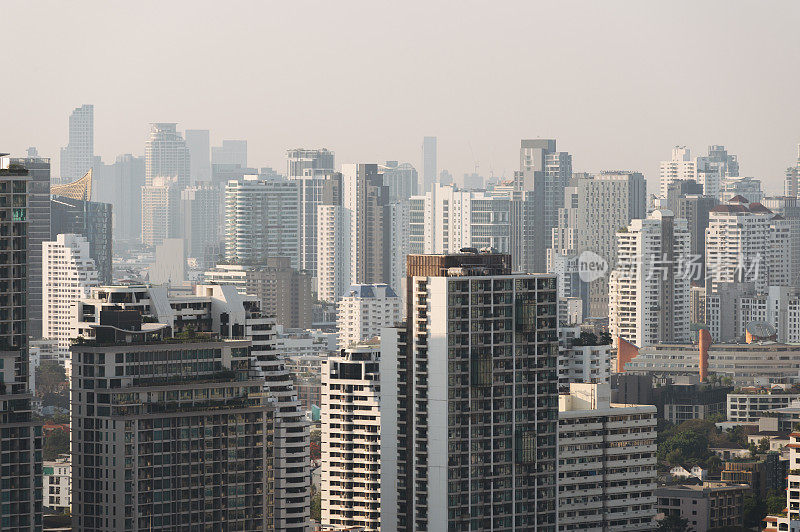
[3,1,800,190]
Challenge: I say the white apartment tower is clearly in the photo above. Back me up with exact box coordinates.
[321,341,382,531]
[224,175,300,268]
[141,176,181,247]
[337,284,401,348]
[705,197,783,294]
[144,123,190,187]
[558,383,657,531]
[42,234,99,361]
[696,145,739,199]
[659,146,696,198]
[382,252,559,531]
[316,203,349,302]
[609,210,691,347]
[60,104,94,182]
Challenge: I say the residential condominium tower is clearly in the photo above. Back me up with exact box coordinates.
[336,283,401,348]
[659,146,696,198]
[60,104,94,182]
[144,123,190,188]
[382,252,559,531]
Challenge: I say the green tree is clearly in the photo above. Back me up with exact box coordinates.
[310,492,321,521]
[43,430,69,460]
[657,512,690,532]
[757,437,771,454]
[743,495,767,528]
[36,361,66,396]
[766,489,786,514]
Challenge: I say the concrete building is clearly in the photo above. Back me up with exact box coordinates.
[180,183,221,268]
[287,148,335,179]
[0,154,43,531]
[70,284,311,530]
[144,122,190,188]
[11,155,50,338]
[316,202,349,302]
[517,139,573,272]
[728,390,800,423]
[150,237,186,285]
[336,284,401,348]
[321,341,382,531]
[609,210,691,347]
[676,194,718,283]
[108,154,145,241]
[70,322,275,531]
[380,161,418,202]
[719,176,762,204]
[382,252,559,531]
[42,234,98,360]
[224,174,300,268]
[557,327,613,388]
[421,136,437,193]
[140,176,180,248]
[706,197,786,294]
[184,129,211,182]
[656,483,746,532]
[43,455,71,512]
[764,431,800,530]
[211,139,247,168]
[695,145,738,199]
[59,104,94,182]
[204,260,314,329]
[558,383,657,531]
[659,146,696,198]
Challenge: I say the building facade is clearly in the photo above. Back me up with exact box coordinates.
[144,123,190,188]
[60,104,94,182]
[336,284,401,348]
[659,146,696,198]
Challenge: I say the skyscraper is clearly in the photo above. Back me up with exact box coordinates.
[140,176,180,248]
[609,210,691,347]
[380,161,418,202]
[336,283,401,348]
[42,233,98,360]
[287,149,337,277]
[109,154,145,241]
[211,139,247,168]
[0,153,43,531]
[11,154,50,338]
[659,146,696,198]
[50,195,113,284]
[181,183,221,268]
[383,252,559,531]
[517,138,573,272]
[421,136,437,193]
[224,175,300,268]
[184,129,211,181]
[60,104,94,182]
[696,144,739,198]
[144,123,190,187]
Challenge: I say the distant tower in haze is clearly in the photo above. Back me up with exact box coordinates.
[185,129,211,181]
[422,136,437,193]
[60,104,94,181]
[145,123,190,188]
[659,146,696,198]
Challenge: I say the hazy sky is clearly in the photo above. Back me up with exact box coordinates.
[3,1,799,192]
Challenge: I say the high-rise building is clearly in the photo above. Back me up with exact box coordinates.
[336,283,401,348]
[71,284,310,531]
[140,176,180,248]
[144,123,190,188]
[184,129,211,181]
[517,138,573,271]
[109,154,145,241]
[321,341,382,531]
[659,146,696,198]
[181,183,221,268]
[696,144,739,199]
[42,234,98,361]
[60,104,94,182]
[382,252,559,531]
[0,154,43,531]
[421,136,437,193]
[71,321,275,531]
[676,194,718,284]
[609,210,691,347]
[719,176,762,204]
[342,163,391,286]
[557,327,613,388]
[204,260,314,329]
[765,431,800,530]
[11,155,50,338]
[224,175,300,268]
[705,196,782,294]
[287,150,337,278]
[212,139,247,168]
[380,161,418,202]
[558,383,657,531]
[50,195,113,285]
[316,202,349,302]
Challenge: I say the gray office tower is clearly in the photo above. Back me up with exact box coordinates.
[10,155,49,338]
[185,129,211,181]
[60,104,94,182]
[71,316,275,531]
[422,136,437,193]
[50,197,112,284]
[0,154,43,531]
[111,154,145,241]
[383,252,559,531]
[517,139,572,272]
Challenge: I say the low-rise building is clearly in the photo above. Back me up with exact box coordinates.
[558,383,657,531]
[656,483,747,532]
[43,455,71,512]
[727,390,800,423]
